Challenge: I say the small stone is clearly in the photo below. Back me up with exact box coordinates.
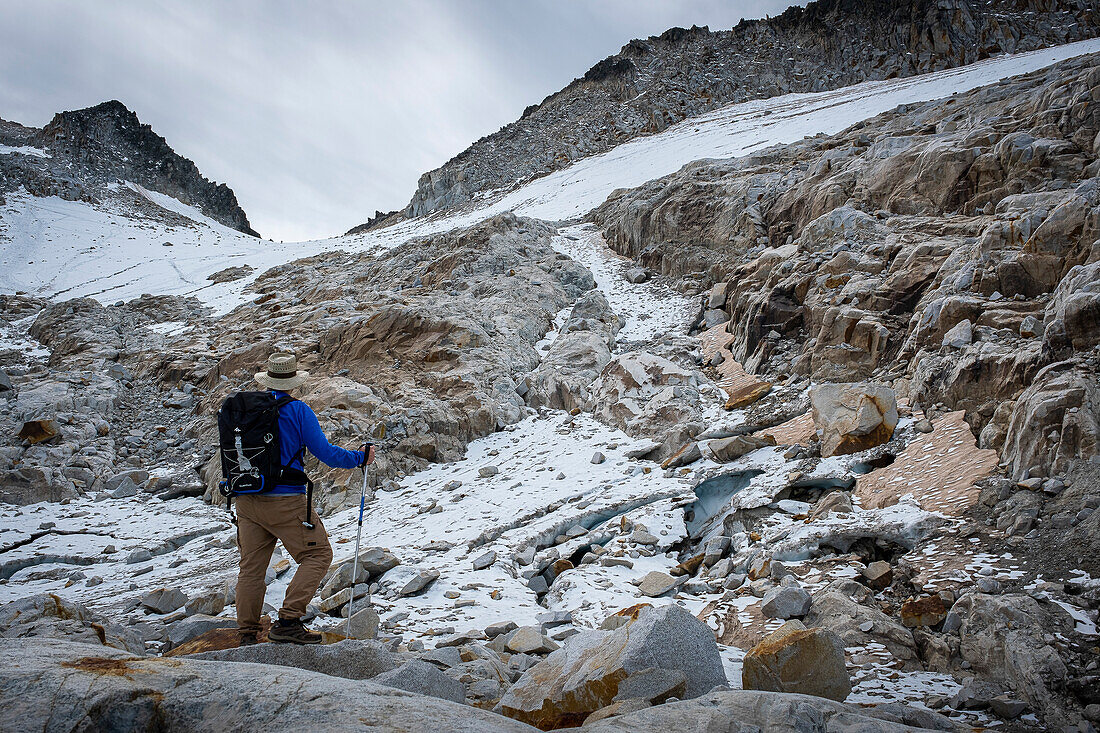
[398,569,440,597]
[989,695,1028,719]
[485,620,518,638]
[472,550,496,570]
[528,575,549,595]
[631,529,659,546]
[478,466,499,478]
[506,626,558,655]
[591,451,606,465]
[900,595,947,628]
[141,587,188,614]
[861,561,892,590]
[760,586,812,619]
[108,477,139,499]
[638,571,678,598]
[125,548,153,564]
[536,610,572,629]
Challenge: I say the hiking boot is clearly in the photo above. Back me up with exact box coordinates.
[239,631,258,646]
[268,618,322,645]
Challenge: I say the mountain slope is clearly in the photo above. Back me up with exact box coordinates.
[4,39,1097,313]
[397,0,1098,220]
[0,100,257,236]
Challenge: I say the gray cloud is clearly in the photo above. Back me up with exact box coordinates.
[0,0,798,240]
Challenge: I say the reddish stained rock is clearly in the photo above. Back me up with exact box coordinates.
[724,381,773,410]
[742,620,851,702]
[900,595,947,628]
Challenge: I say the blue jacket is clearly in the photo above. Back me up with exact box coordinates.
[269,390,364,494]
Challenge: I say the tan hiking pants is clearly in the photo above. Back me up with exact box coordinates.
[235,494,333,632]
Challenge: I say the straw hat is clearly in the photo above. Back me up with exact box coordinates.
[254,353,310,391]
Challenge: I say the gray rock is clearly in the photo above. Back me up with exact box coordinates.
[344,606,380,639]
[707,434,776,463]
[804,588,919,667]
[637,571,678,598]
[528,575,549,595]
[108,476,139,498]
[193,638,397,679]
[321,548,400,598]
[419,646,463,669]
[125,548,153,564]
[398,568,440,597]
[624,268,650,284]
[372,659,466,704]
[591,451,606,464]
[582,689,956,732]
[761,586,812,619]
[0,593,144,654]
[613,667,687,704]
[479,466,499,478]
[0,370,11,392]
[166,614,236,648]
[472,550,497,570]
[3,638,529,731]
[141,587,188,614]
[942,319,973,348]
[989,695,1028,719]
[184,591,226,617]
[505,626,558,655]
[496,604,726,728]
[485,620,518,638]
[536,610,572,629]
[1019,315,1041,338]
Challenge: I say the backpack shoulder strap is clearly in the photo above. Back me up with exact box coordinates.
[274,395,298,409]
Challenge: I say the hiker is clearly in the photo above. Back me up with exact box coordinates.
[221,353,374,645]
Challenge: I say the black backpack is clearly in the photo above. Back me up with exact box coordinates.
[217,391,315,528]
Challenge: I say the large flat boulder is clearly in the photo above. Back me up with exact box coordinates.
[581,689,955,731]
[495,604,726,728]
[0,638,534,732]
[191,638,397,680]
[0,593,144,654]
[810,383,898,457]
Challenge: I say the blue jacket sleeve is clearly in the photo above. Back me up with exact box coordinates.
[297,403,363,469]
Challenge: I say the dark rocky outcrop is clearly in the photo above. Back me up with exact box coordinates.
[1,100,257,236]
[392,0,1098,221]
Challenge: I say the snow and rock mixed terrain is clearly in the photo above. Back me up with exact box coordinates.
[2,19,1100,733]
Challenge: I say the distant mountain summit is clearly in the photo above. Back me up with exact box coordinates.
[392,0,1098,223]
[1,100,257,236]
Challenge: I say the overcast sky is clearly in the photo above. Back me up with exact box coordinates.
[1,1,799,241]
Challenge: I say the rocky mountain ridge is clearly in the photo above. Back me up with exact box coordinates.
[397,0,1099,221]
[0,100,258,236]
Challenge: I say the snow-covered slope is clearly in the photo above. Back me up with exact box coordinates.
[2,39,1099,313]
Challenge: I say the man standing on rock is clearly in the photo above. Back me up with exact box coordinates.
[231,353,374,645]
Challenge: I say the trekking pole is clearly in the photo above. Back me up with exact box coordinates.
[345,443,372,635]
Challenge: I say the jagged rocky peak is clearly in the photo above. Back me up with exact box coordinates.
[3,100,258,236]
[393,0,1099,221]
